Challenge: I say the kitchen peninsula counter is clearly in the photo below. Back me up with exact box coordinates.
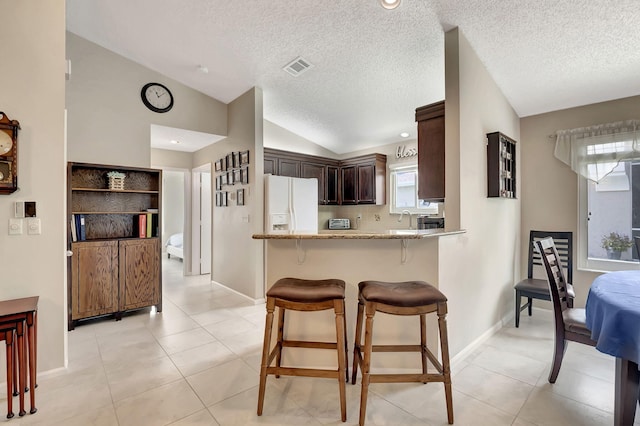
[252,228,465,240]
[255,227,466,372]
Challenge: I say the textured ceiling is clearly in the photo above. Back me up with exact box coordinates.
[66,0,640,154]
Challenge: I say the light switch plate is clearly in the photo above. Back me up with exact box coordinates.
[27,218,41,235]
[9,219,22,235]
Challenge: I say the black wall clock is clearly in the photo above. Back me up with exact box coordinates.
[141,82,174,113]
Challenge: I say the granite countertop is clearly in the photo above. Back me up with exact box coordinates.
[252,229,465,240]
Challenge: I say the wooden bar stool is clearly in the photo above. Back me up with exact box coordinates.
[352,280,454,426]
[257,277,348,422]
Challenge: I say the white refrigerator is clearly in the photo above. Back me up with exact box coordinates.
[265,174,318,234]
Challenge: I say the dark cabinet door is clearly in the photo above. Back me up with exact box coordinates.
[326,166,339,205]
[416,102,445,201]
[357,164,376,204]
[264,156,277,175]
[279,159,300,177]
[341,165,357,204]
[301,162,326,204]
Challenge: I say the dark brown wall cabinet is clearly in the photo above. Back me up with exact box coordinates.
[416,101,445,202]
[339,154,387,205]
[487,132,517,198]
[264,148,386,205]
[67,162,162,330]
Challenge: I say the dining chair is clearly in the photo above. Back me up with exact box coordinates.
[534,237,596,383]
[634,236,640,260]
[514,230,573,327]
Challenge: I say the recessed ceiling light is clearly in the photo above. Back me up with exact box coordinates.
[170,140,180,144]
[380,0,401,10]
[400,132,410,138]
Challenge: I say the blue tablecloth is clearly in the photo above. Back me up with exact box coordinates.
[585,270,640,364]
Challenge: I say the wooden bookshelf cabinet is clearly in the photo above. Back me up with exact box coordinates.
[487,132,517,198]
[67,162,162,330]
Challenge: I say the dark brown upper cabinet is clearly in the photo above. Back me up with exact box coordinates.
[264,148,385,205]
[415,101,445,202]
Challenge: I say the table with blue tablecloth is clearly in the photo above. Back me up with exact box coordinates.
[586,270,640,426]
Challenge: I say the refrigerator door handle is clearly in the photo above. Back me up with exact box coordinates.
[289,178,296,232]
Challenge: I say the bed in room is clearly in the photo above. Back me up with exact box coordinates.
[166,232,184,260]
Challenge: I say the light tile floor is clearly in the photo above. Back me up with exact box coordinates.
[4,260,637,425]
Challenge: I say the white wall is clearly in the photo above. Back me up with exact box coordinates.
[193,88,265,300]
[439,28,521,356]
[520,94,640,305]
[161,170,185,248]
[151,148,193,170]
[264,120,339,158]
[0,0,66,375]
[66,32,228,168]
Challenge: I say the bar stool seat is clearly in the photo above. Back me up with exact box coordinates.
[257,277,348,422]
[352,280,453,426]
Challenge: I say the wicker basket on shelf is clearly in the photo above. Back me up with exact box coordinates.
[107,171,126,190]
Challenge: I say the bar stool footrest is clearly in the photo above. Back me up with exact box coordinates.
[266,366,341,379]
[369,373,448,384]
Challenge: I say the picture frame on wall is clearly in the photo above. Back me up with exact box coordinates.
[221,174,227,186]
[240,150,250,166]
[227,171,234,185]
[215,160,222,172]
[233,152,240,169]
[241,167,249,184]
[222,191,228,207]
[237,188,244,206]
[226,154,233,171]
[215,176,222,191]
[215,192,221,207]
[233,169,241,184]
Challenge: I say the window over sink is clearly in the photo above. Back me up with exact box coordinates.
[389,164,438,215]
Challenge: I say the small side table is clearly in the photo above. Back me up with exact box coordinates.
[0,296,38,416]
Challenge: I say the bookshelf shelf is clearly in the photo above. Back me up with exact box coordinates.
[67,162,162,330]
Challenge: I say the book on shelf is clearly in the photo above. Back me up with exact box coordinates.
[74,214,86,241]
[138,214,146,238]
[70,214,77,242]
[146,213,152,238]
[145,208,159,213]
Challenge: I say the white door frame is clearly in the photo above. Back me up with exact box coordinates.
[191,163,212,275]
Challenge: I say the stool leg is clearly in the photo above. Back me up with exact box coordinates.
[16,322,25,417]
[5,331,14,419]
[351,301,364,384]
[27,315,37,414]
[343,307,349,383]
[515,291,521,327]
[358,303,375,426]
[420,314,428,383]
[11,335,17,397]
[257,298,276,416]
[275,307,285,378]
[334,300,347,422]
[438,303,454,424]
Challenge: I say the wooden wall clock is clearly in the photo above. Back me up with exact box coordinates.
[0,112,20,194]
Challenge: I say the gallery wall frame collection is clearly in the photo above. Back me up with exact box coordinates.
[215,150,249,207]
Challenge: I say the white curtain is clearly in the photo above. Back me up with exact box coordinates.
[554,120,640,182]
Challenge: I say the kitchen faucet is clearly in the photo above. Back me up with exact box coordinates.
[398,210,413,229]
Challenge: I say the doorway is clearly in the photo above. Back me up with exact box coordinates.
[192,164,212,275]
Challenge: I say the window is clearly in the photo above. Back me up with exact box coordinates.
[389,164,438,215]
[578,158,639,272]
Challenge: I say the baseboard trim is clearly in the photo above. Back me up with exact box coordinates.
[211,280,265,305]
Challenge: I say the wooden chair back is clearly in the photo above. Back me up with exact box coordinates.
[528,231,573,283]
[535,237,573,315]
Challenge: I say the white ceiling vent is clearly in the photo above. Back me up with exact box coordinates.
[283,57,313,77]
